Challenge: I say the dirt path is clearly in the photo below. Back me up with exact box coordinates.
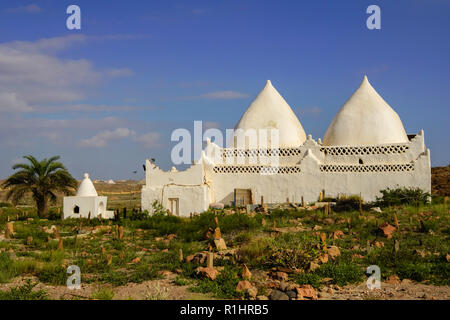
[0,273,213,300]
[318,280,450,300]
[2,274,448,300]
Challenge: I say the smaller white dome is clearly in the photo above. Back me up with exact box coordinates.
[76,173,98,197]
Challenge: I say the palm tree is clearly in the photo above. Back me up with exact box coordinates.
[2,155,78,217]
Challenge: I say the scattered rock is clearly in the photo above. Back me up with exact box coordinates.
[185,252,208,264]
[157,270,172,277]
[236,280,252,292]
[272,271,288,281]
[131,257,141,264]
[386,275,401,284]
[327,246,341,259]
[269,289,289,300]
[308,261,320,271]
[286,290,297,300]
[5,222,14,239]
[352,253,364,259]
[332,230,345,239]
[319,254,329,264]
[257,295,269,300]
[375,241,384,248]
[167,234,177,240]
[379,222,396,239]
[247,286,258,299]
[196,267,219,280]
[242,264,252,279]
[296,284,318,300]
[214,238,227,251]
[323,218,335,225]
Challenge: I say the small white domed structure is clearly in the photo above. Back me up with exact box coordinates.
[323,76,408,146]
[63,173,114,220]
[76,173,98,196]
[231,80,306,148]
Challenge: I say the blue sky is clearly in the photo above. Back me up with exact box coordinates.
[0,0,449,180]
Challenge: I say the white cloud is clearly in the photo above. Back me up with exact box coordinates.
[134,132,161,148]
[0,92,33,112]
[4,4,43,14]
[0,35,134,113]
[79,128,161,148]
[198,91,249,100]
[79,128,136,148]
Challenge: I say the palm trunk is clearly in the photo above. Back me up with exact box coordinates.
[36,196,49,218]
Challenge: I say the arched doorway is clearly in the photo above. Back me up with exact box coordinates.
[98,202,105,215]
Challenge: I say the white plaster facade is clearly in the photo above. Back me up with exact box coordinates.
[141,77,431,217]
[63,173,114,219]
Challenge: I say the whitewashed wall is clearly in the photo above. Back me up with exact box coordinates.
[141,131,431,213]
[63,196,110,219]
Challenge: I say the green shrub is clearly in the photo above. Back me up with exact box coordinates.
[0,202,12,208]
[239,233,322,270]
[0,280,48,300]
[37,264,67,285]
[315,262,364,286]
[376,187,430,207]
[92,287,114,300]
[290,272,322,288]
[100,271,128,286]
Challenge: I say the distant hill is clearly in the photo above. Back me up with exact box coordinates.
[431,165,450,196]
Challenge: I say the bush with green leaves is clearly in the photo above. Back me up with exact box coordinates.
[0,280,48,300]
[376,187,430,207]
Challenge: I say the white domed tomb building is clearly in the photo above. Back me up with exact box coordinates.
[63,173,114,219]
[141,77,431,216]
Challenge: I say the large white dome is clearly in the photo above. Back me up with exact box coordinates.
[76,173,98,197]
[230,80,306,148]
[323,76,408,146]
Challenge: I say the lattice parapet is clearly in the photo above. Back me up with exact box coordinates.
[320,144,409,156]
[221,147,302,158]
[213,165,302,174]
[216,147,303,166]
[320,163,414,173]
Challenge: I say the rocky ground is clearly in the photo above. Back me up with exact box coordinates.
[1,272,448,300]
